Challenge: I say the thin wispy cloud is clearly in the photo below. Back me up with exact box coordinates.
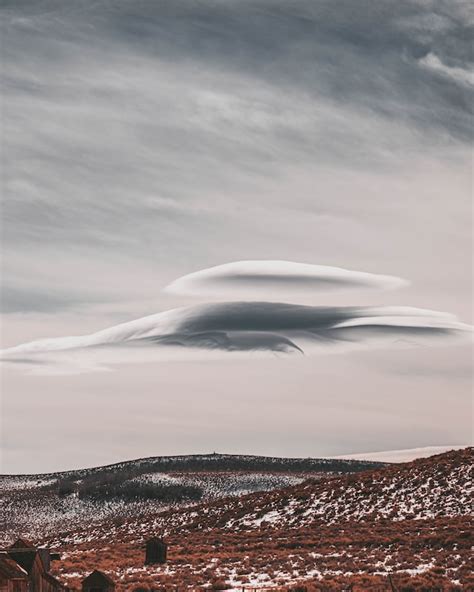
[418,52,474,87]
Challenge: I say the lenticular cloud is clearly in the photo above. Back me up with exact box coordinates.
[165,261,408,298]
[2,261,471,374]
[1,301,471,374]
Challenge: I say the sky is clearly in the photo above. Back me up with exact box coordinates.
[1,0,473,473]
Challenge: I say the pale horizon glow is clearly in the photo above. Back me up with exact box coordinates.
[332,445,470,464]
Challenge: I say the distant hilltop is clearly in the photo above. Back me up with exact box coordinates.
[1,452,386,479]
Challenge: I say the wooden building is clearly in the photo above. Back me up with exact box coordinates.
[81,570,115,592]
[7,539,47,592]
[0,553,29,592]
[43,573,68,592]
[144,537,167,565]
[3,539,67,592]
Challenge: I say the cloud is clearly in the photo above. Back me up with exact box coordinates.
[2,301,470,374]
[0,283,109,314]
[418,52,474,87]
[165,260,408,298]
[1,0,472,324]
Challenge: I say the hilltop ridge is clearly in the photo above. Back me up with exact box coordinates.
[1,451,384,478]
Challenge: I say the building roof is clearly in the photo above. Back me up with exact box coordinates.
[8,538,36,550]
[146,536,166,544]
[6,538,52,574]
[82,569,115,586]
[0,553,29,580]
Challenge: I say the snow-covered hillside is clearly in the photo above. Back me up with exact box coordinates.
[150,447,473,534]
[35,448,472,591]
[0,453,380,544]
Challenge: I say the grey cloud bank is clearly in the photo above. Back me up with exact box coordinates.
[1,0,472,323]
[2,0,473,266]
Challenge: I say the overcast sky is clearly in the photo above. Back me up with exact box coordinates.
[1,0,472,473]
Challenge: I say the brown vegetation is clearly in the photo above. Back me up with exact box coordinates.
[46,516,473,590]
[14,449,474,589]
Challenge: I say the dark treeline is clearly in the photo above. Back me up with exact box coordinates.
[97,455,384,475]
[57,469,203,502]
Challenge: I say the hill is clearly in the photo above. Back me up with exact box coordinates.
[33,448,474,590]
[0,453,382,545]
[158,446,472,533]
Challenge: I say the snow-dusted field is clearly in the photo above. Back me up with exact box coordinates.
[38,448,472,591]
[3,450,471,589]
[0,470,310,544]
[3,453,366,544]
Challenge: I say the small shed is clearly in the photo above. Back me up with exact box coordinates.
[144,537,167,565]
[81,570,115,592]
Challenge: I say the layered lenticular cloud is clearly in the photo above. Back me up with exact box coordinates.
[1,261,471,374]
[165,261,408,298]
[1,300,471,375]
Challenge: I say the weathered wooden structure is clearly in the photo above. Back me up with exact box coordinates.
[81,570,115,592]
[43,572,69,592]
[2,538,66,592]
[144,537,167,565]
[0,553,29,592]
